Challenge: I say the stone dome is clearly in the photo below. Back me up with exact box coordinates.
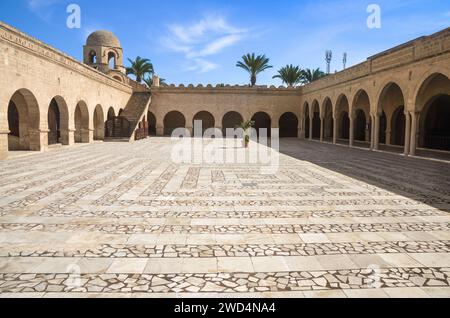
[86,30,121,48]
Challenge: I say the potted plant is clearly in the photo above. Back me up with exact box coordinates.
[238,120,255,148]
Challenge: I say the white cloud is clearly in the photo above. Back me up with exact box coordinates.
[161,14,248,74]
[186,59,219,73]
[27,0,62,22]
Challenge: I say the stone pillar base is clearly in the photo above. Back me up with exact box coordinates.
[156,127,164,136]
[29,129,48,152]
[81,129,94,143]
[0,131,8,160]
[61,129,75,146]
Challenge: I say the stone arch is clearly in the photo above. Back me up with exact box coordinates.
[391,106,406,146]
[322,97,333,140]
[108,51,117,70]
[74,101,90,143]
[279,112,299,137]
[107,107,115,120]
[164,111,186,136]
[93,104,105,141]
[311,100,321,139]
[377,82,406,146]
[7,89,40,151]
[222,111,244,137]
[414,73,450,151]
[352,90,371,142]
[336,94,350,140]
[251,112,272,138]
[47,96,69,146]
[148,111,157,136]
[89,50,97,64]
[193,111,215,136]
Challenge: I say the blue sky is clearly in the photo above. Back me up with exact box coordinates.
[0,0,449,85]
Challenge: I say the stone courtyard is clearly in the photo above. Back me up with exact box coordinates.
[0,138,449,298]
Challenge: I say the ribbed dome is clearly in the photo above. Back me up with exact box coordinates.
[86,30,121,48]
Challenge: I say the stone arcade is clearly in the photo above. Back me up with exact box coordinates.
[0,22,449,160]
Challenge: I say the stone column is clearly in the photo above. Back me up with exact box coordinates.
[309,116,313,141]
[29,129,45,152]
[409,111,419,156]
[0,130,8,159]
[374,113,380,150]
[156,126,164,136]
[299,116,306,139]
[385,130,392,146]
[61,128,75,146]
[333,116,337,144]
[320,117,324,142]
[404,112,411,156]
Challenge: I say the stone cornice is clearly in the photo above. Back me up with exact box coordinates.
[152,85,303,96]
[0,21,132,94]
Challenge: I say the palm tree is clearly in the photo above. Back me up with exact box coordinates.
[272,65,304,87]
[301,68,326,84]
[126,57,154,83]
[143,76,167,88]
[236,120,255,148]
[236,53,273,86]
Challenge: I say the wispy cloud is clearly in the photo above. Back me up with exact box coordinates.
[27,0,62,22]
[161,14,248,73]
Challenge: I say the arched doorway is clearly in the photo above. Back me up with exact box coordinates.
[391,106,405,146]
[323,98,333,140]
[107,107,115,120]
[7,89,40,151]
[193,111,215,137]
[340,111,350,140]
[352,90,370,143]
[279,112,298,137]
[222,111,243,137]
[74,101,90,143]
[105,107,115,138]
[304,103,310,139]
[377,82,406,147]
[379,111,387,144]
[312,101,320,139]
[164,111,186,136]
[148,112,157,136]
[48,97,69,146]
[416,73,450,151]
[354,109,367,142]
[336,94,350,141]
[251,112,271,138]
[421,95,450,150]
[93,105,105,141]
[47,100,60,145]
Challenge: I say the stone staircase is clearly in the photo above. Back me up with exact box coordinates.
[105,92,151,141]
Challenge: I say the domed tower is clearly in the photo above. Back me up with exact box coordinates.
[83,30,127,82]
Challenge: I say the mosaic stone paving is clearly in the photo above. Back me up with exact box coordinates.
[0,138,449,298]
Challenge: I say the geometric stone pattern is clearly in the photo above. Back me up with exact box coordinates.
[1,138,449,298]
[1,268,449,294]
[1,241,448,259]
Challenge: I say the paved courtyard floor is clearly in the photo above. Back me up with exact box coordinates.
[0,137,449,298]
